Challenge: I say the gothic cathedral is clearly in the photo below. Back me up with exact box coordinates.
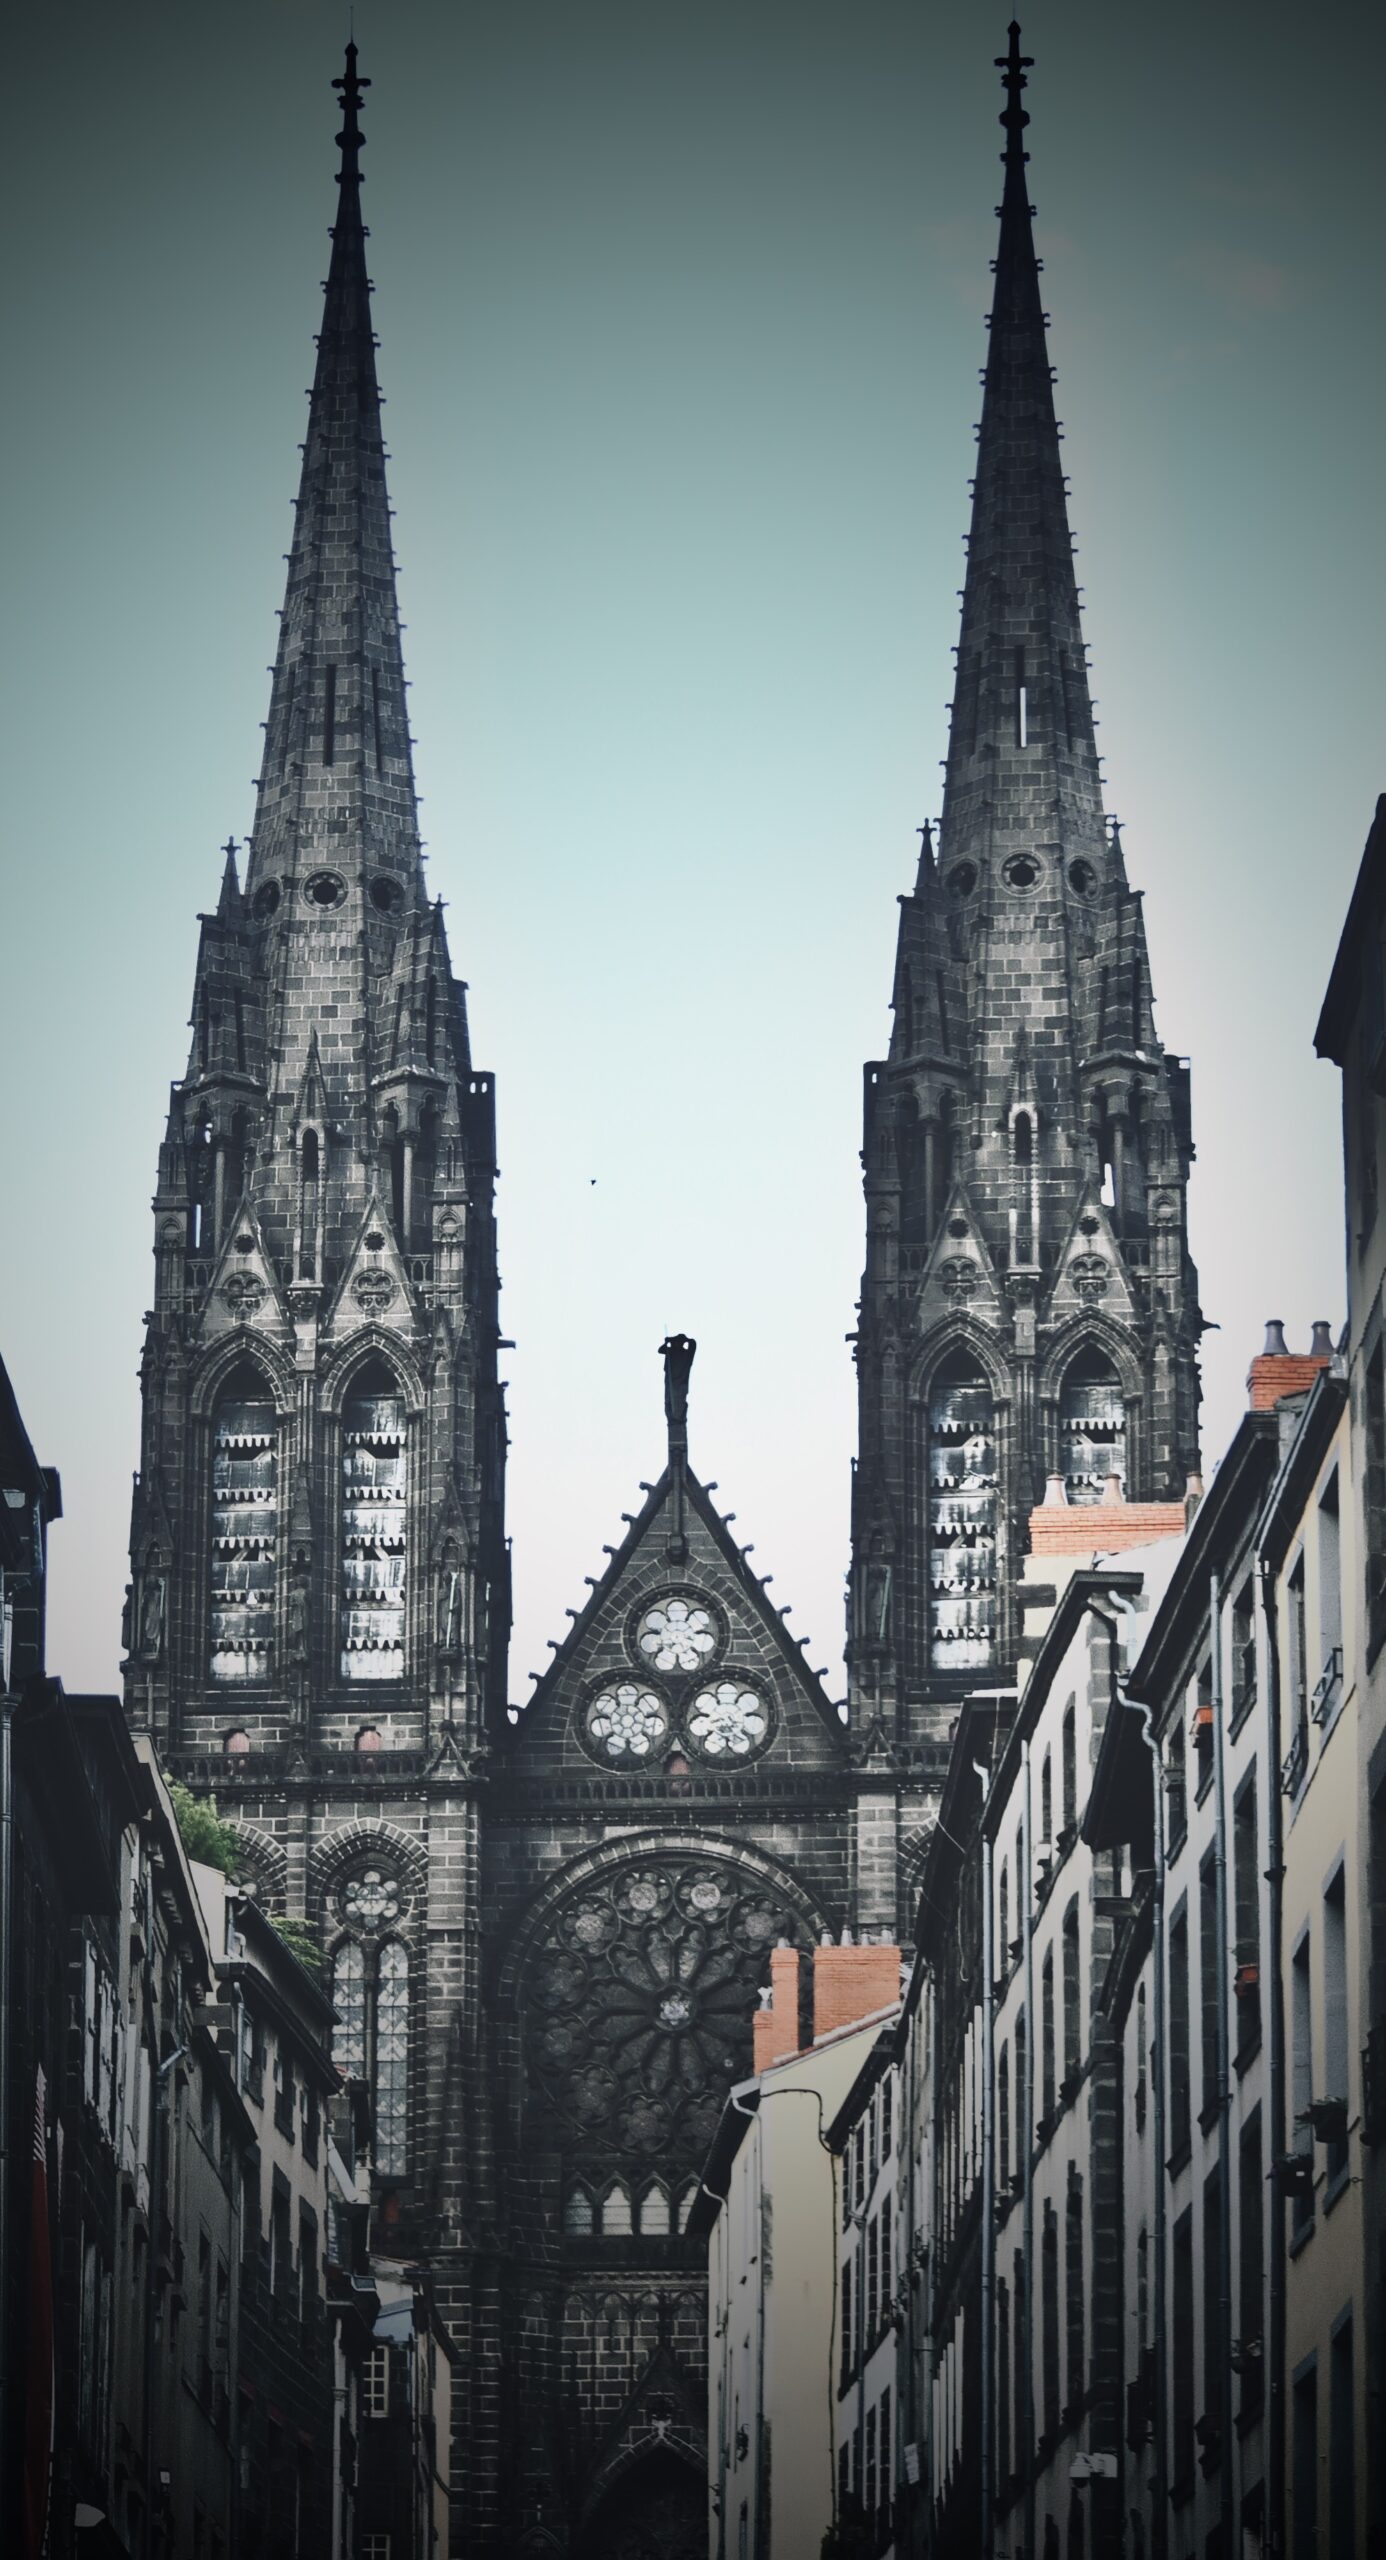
[121,31,1198,2557]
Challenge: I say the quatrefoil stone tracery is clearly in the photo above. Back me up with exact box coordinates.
[635,1596,719,1674]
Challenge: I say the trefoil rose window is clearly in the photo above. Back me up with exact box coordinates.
[584,1686,670,1764]
[686,1683,769,1760]
[635,1595,719,1673]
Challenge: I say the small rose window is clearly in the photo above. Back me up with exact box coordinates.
[340,1865,401,1927]
[584,1685,670,1763]
[636,1597,718,1674]
[687,1682,770,1760]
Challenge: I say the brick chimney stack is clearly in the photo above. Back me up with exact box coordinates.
[751,1937,901,2073]
[1246,1319,1335,1411]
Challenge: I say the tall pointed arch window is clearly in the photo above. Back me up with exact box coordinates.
[209,1370,278,1680]
[1058,1348,1127,1504]
[330,1934,410,2177]
[340,1365,407,1679]
[926,1351,998,1670]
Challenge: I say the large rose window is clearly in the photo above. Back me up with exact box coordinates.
[687,1682,769,1759]
[584,1685,670,1763]
[526,1859,808,2180]
[634,1595,719,1674]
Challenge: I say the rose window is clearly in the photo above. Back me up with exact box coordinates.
[340,1866,402,1928]
[687,1682,770,1760]
[525,1858,808,2184]
[635,1595,719,1674]
[584,1685,670,1763]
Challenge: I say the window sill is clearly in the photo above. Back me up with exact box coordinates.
[1198,2098,1221,2137]
[1166,2140,1192,2180]
[1288,2214,1316,2260]
[1323,2163,1351,2215]
[1194,1763,1214,1808]
[1169,2471,1195,2512]
[1234,2029,1263,2077]
[1229,1691,1257,1742]
[1166,1827,1188,1866]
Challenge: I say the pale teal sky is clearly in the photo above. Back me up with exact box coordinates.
[3,0,1382,1700]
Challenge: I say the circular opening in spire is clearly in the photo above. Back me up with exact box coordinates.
[370,877,404,916]
[303,871,347,910]
[946,861,978,900]
[1068,859,1097,898]
[1003,855,1041,891]
[252,882,281,920]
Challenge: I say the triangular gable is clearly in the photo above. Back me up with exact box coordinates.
[512,1463,848,1776]
[1045,1185,1138,1328]
[913,1176,1004,1336]
[196,1191,291,1346]
[324,1183,417,1343]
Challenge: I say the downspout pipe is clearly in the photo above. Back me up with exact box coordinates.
[1122,1683,1167,2558]
[974,1762,995,2560]
[0,1681,14,2520]
[1020,1740,1037,2560]
[1209,1570,1236,2552]
[1257,1555,1286,2558]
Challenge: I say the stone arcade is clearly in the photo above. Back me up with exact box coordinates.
[121,31,1198,2555]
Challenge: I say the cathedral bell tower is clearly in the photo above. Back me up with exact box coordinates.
[848,25,1201,1744]
[123,42,506,2280]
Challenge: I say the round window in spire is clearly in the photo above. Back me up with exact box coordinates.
[252,881,281,921]
[1068,859,1097,898]
[633,1595,721,1675]
[946,861,978,900]
[303,871,348,910]
[1002,854,1041,891]
[370,877,405,916]
[686,1682,771,1762]
[582,1685,670,1766]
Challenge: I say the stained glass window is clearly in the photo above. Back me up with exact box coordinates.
[1059,1349,1126,1503]
[331,1941,366,2080]
[927,1355,997,1670]
[584,1685,669,1763]
[210,1390,278,1679]
[635,1597,718,1673]
[341,1380,407,1680]
[686,1683,769,1759]
[374,1942,409,2176]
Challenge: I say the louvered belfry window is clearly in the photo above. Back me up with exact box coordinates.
[340,1376,407,1680]
[210,1388,278,1679]
[1059,1349,1127,1503]
[926,1354,998,1670]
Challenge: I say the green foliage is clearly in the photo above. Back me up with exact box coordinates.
[167,1781,241,1877]
[269,1915,323,1980]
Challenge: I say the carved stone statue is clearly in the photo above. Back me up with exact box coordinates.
[139,1573,165,1662]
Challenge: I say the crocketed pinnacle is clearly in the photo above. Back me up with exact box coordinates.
[940,22,1105,867]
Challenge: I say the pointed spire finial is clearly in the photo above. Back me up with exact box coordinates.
[996,21,1033,170]
[332,40,369,188]
[659,1334,696,1465]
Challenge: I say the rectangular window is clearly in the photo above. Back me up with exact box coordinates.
[1065,2167,1084,2417]
[1317,1471,1342,1709]
[1288,1556,1309,1743]
[1016,2006,1027,2170]
[880,2195,892,2320]
[1062,1899,1081,2086]
[840,2260,854,2391]
[1169,1903,1191,2159]
[881,2075,893,2159]
[878,2386,892,2525]
[1061,1699,1077,1837]
[1015,645,1028,748]
[1013,2247,1027,2472]
[866,2213,879,2339]
[1238,2110,1264,2417]
[999,2044,1010,2188]
[1233,1771,1261,2054]
[1041,2201,1059,2441]
[997,2279,1012,2478]
[1201,2166,1223,2467]
[1366,1341,1386,1656]
[1329,2316,1354,2560]
[1167,1722,1188,1848]
[1041,1949,1056,2122]
[1323,1867,1350,2183]
[865,2402,877,2524]
[1232,1579,1256,1722]
[322,663,337,766]
[363,2345,389,2421]
[1172,2208,1195,2488]
[1200,1853,1220,2123]
[1291,1932,1314,2235]
[1292,2360,1318,2560]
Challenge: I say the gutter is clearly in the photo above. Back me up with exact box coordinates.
[1257,1556,1286,2557]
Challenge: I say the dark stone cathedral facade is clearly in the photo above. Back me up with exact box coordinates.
[120,33,1200,2557]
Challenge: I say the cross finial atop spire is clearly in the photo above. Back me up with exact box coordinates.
[996,21,1033,169]
[332,40,369,185]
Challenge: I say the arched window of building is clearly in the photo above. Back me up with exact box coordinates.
[926,1352,998,1670]
[601,2181,632,2237]
[564,2186,594,2239]
[638,2182,670,2237]
[330,1935,410,2177]
[341,1366,407,1680]
[209,1371,278,1680]
[298,1127,320,1281]
[1058,1347,1126,1504]
[1011,1110,1036,1264]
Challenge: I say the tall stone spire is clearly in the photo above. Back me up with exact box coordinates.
[848,24,1201,1757]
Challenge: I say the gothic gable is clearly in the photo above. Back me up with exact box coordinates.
[511,1464,847,1782]
[194,1193,291,1348]
[912,1176,1004,1338]
[1044,1185,1139,1332]
[324,1185,420,1346]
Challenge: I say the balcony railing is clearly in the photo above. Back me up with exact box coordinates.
[1310,1644,1343,1726]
